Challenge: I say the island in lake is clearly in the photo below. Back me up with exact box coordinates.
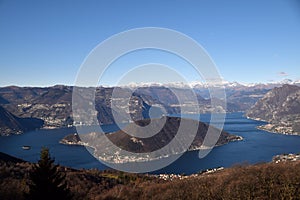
[60,116,243,163]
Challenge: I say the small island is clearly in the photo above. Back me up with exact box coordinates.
[60,133,81,145]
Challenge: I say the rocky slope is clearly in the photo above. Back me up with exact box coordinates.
[0,105,43,136]
[246,84,300,135]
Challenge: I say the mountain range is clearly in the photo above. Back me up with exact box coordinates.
[124,79,300,89]
[0,81,299,135]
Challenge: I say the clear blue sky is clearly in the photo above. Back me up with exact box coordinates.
[0,0,299,86]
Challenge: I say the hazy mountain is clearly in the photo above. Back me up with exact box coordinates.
[126,79,300,90]
[246,84,300,135]
[126,80,300,111]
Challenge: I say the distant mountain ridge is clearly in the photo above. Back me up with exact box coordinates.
[246,84,300,135]
[124,79,300,89]
[1,81,297,136]
[125,79,300,111]
[0,85,222,136]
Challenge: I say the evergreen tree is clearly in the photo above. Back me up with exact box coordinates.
[25,147,72,200]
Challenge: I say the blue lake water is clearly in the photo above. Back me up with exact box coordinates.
[0,112,299,174]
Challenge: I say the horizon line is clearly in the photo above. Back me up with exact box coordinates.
[1,79,299,88]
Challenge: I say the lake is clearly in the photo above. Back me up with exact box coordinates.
[0,112,299,174]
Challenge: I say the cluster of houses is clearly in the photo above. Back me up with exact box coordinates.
[272,153,300,163]
[154,166,224,181]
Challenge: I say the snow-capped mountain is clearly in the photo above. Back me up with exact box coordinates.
[123,79,300,89]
